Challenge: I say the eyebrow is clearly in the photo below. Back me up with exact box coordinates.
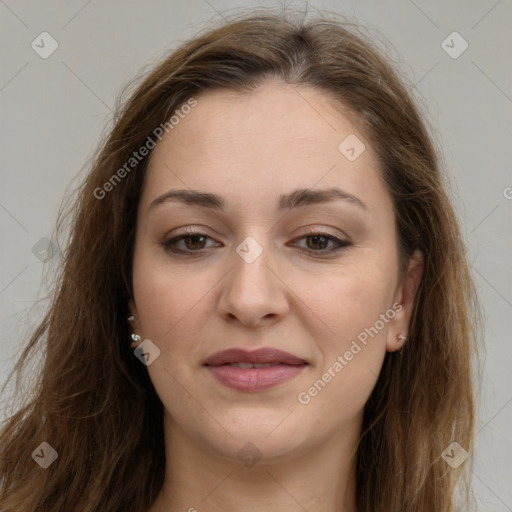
[148,187,368,212]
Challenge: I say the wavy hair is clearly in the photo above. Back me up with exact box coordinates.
[0,8,481,512]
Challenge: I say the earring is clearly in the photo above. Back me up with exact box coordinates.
[128,315,140,346]
[397,333,407,342]
[129,332,141,349]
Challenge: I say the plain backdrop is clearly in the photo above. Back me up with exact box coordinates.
[1,0,511,510]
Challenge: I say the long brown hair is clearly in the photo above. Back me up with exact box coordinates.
[0,8,481,511]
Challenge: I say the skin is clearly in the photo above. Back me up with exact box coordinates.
[129,81,423,512]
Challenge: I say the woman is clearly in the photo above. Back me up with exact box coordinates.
[0,9,481,512]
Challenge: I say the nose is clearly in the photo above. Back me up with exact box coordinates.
[217,235,289,328]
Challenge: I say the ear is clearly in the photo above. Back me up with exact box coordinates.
[386,249,424,352]
[128,298,142,349]
[128,298,137,319]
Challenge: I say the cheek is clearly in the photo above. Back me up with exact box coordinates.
[293,272,392,426]
[293,255,397,407]
[299,256,397,348]
[133,263,210,346]
[132,262,211,411]
[132,234,203,327]
[131,245,226,396]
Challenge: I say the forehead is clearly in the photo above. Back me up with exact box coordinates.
[139,81,388,216]
[152,82,366,159]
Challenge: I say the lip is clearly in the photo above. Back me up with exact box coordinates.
[204,347,308,392]
[204,347,307,366]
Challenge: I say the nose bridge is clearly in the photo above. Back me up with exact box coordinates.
[231,232,275,295]
[218,231,288,325]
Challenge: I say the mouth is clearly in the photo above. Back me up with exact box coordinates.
[203,347,308,392]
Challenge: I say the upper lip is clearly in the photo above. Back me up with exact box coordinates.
[203,348,307,366]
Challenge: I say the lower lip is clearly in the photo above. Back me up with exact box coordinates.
[205,364,307,392]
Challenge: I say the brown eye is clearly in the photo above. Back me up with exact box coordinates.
[181,234,208,250]
[162,231,218,254]
[291,232,351,254]
[306,234,331,250]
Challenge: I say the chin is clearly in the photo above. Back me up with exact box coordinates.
[220,415,310,456]
[209,432,305,467]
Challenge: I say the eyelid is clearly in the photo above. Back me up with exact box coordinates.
[300,226,349,240]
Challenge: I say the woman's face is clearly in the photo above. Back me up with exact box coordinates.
[129,81,422,464]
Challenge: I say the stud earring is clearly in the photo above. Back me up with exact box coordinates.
[397,333,407,342]
[127,316,140,347]
[129,332,141,349]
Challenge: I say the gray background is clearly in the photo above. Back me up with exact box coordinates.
[1,0,511,509]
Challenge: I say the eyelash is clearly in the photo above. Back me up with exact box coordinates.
[161,228,351,257]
